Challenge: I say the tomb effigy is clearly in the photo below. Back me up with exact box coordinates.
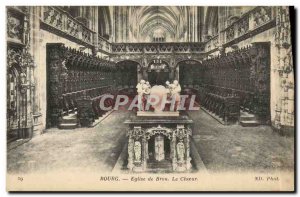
[125,80,193,172]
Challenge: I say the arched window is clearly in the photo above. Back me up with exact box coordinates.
[152,28,166,42]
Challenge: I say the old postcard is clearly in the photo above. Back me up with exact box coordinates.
[6,6,295,191]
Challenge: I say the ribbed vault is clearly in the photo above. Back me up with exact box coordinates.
[128,6,189,42]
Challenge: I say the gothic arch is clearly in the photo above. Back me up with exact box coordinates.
[115,59,141,67]
[175,59,202,68]
[147,59,170,67]
[145,126,174,140]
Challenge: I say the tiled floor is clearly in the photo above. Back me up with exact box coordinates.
[189,110,294,172]
[7,110,131,174]
[7,109,294,174]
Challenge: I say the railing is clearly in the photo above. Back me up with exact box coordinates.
[221,6,275,45]
[41,6,95,46]
[111,42,206,54]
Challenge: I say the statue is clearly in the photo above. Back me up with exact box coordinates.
[127,138,134,170]
[155,135,165,161]
[169,80,181,111]
[165,81,171,95]
[145,81,151,94]
[136,80,181,114]
[136,80,146,111]
[170,80,181,95]
[134,141,142,162]
[176,140,185,162]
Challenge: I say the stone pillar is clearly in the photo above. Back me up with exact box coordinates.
[128,126,144,171]
[127,135,134,170]
[174,124,192,172]
[93,6,99,55]
[142,68,148,81]
[145,139,149,160]
[137,66,143,82]
[171,129,177,171]
[169,68,175,81]
[273,6,294,134]
[30,6,43,135]
[185,126,192,170]
[142,135,147,170]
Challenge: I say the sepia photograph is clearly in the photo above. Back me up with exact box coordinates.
[5,4,295,192]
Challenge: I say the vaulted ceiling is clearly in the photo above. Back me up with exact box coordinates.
[103,6,204,42]
[128,6,189,42]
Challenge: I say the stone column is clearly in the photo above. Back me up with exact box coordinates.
[145,139,149,160]
[30,6,43,135]
[142,68,148,81]
[171,129,177,171]
[185,126,192,170]
[273,6,294,134]
[92,6,99,55]
[127,135,134,170]
[142,135,147,170]
[169,68,175,81]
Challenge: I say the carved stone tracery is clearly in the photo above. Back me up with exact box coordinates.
[127,124,192,172]
[7,7,36,139]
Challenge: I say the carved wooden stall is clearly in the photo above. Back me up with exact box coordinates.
[198,42,271,124]
[46,43,116,128]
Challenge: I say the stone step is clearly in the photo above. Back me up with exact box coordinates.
[147,161,172,169]
[61,113,78,124]
[63,114,77,119]
[240,120,260,127]
[61,117,78,124]
[239,111,258,126]
[58,123,78,129]
[240,115,256,121]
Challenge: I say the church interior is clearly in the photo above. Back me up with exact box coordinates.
[7,6,294,173]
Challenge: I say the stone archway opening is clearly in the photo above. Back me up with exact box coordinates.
[115,60,140,89]
[147,134,171,161]
[147,59,170,86]
[146,129,172,171]
[177,60,202,89]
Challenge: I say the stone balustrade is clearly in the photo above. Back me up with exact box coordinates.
[220,6,275,47]
[41,6,95,47]
[111,42,206,54]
